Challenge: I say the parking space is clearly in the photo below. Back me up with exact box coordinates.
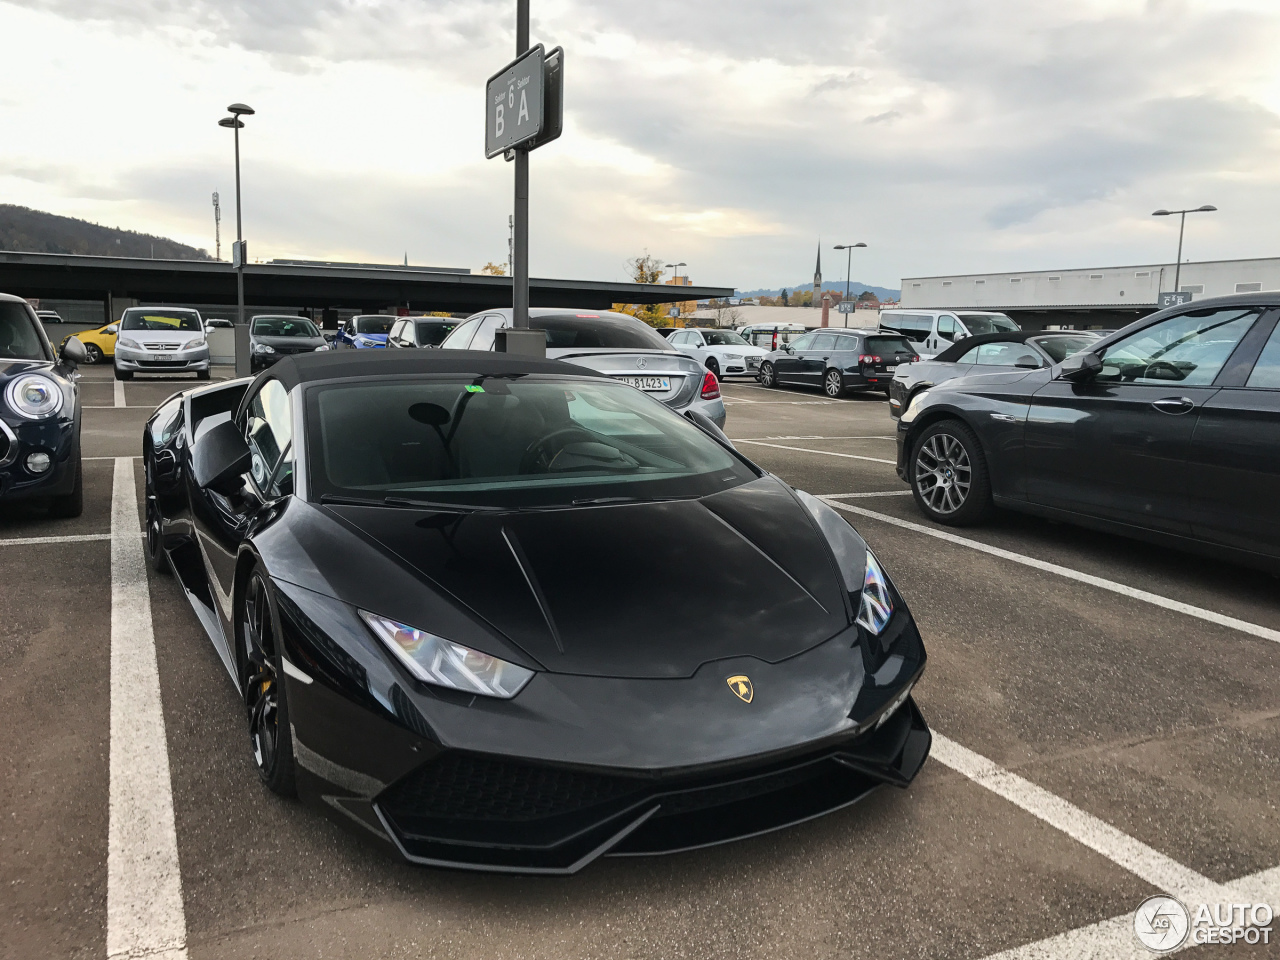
[2,373,1276,958]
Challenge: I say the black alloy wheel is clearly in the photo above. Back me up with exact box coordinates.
[85,344,103,364]
[143,467,170,576]
[759,361,777,388]
[824,369,845,399]
[706,357,721,378]
[910,420,992,525]
[241,569,296,797]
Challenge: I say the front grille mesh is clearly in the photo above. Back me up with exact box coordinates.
[381,753,642,823]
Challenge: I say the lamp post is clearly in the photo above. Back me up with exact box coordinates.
[833,242,867,306]
[219,102,254,375]
[1151,206,1215,294]
[664,262,686,281]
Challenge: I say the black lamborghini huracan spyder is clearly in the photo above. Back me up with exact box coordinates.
[144,350,930,873]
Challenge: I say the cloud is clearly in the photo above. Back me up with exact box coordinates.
[2,0,1279,289]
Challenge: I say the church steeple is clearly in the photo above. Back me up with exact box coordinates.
[813,240,822,306]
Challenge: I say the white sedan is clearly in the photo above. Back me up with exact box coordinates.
[667,328,769,378]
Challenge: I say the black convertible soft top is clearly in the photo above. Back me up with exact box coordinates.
[931,330,1084,364]
[260,348,601,390]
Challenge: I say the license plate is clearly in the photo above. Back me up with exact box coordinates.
[152,353,174,361]
[619,376,671,391]
[885,365,897,373]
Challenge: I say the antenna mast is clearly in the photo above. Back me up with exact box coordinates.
[212,191,222,260]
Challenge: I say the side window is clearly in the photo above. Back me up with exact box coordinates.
[1098,308,1259,386]
[243,380,293,497]
[468,315,506,352]
[389,319,405,341]
[810,334,837,351]
[440,316,482,350]
[937,315,957,338]
[1246,320,1280,389]
[149,397,183,447]
[789,334,815,350]
[834,335,857,352]
[956,347,981,364]
[670,331,688,345]
[976,342,1033,366]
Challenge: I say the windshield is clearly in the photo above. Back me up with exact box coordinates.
[0,302,49,360]
[307,376,754,508]
[415,320,457,345]
[355,317,394,335]
[120,309,202,332]
[253,317,319,338]
[533,315,672,350]
[701,330,749,346]
[1031,335,1098,363]
[957,313,1019,335]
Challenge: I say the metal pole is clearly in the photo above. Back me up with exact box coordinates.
[234,122,245,329]
[512,0,530,329]
[1174,211,1185,294]
[845,247,852,304]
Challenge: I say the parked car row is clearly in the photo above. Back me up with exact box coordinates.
[759,329,920,398]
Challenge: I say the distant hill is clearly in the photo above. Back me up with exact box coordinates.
[738,281,900,301]
[0,205,212,260]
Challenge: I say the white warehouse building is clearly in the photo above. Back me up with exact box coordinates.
[900,256,1280,331]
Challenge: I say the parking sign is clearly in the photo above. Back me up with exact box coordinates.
[485,46,544,158]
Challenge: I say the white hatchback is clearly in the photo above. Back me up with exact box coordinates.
[668,328,769,378]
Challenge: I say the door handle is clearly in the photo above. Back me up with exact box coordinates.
[1152,397,1195,415]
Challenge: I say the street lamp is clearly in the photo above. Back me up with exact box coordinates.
[219,102,254,375]
[833,242,867,305]
[1151,205,1215,294]
[664,262,686,281]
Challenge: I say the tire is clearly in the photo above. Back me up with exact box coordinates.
[909,419,993,526]
[823,368,845,399]
[143,468,170,576]
[759,361,777,388]
[46,454,83,519]
[239,566,297,797]
[114,366,132,381]
[197,369,211,381]
[85,344,103,364]
[706,357,721,378]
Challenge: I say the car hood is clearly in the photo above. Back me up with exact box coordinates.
[119,329,203,345]
[322,476,850,679]
[355,333,389,343]
[252,334,327,351]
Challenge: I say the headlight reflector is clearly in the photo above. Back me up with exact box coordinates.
[901,390,930,423]
[252,342,275,354]
[118,336,141,349]
[359,611,533,698]
[184,337,207,349]
[6,375,63,419]
[856,550,894,635]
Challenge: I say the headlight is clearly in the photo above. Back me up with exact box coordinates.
[359,611,534,699]
[855,550,894,635]
[901,390,930,423]
[314,344,330,352]
[184,337,207,349]
[6,375,64,419]
[253,342,275,354]
[118,336,141,349]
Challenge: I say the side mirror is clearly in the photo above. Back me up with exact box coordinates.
[192,418,251,494]
[1014,356,1041,369]
[1058,352,1103,382]
[106,324,119,334]
[60,336,87,367]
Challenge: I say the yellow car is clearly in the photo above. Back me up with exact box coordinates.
[61,322,118,364]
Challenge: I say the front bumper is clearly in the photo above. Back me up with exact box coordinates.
[0,416,78,501]
[115,345,210,373]
[272,579,927,872]
[895,422,911,481]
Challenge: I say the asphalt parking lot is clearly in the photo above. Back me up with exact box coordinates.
[3,367,1278,959]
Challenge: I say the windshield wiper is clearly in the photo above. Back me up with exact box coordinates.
[319,494,503,513]
[568,495,684,506]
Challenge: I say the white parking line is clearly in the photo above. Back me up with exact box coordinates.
[931,734,1229,904]
[733,435,896,441]
[114,379,125,408]
[0,533,113,545]
[822,499,1280,645]
[736,439,896,465]
[822,490,913,499]
[108,457,188,960]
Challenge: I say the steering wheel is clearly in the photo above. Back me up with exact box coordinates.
[519,426,596,474]
[1142,360,1185,381]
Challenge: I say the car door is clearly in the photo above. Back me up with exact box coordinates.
[1023,306,1262,533]
[466,315,508,352]
[773,333,812,382]
[389,319,409,348]
[933,314,960,354]
[1185,309,1280,557]
[802,333,838,385]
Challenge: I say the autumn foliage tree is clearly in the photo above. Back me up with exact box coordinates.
[612,252,671,326]
[480,261,507,276]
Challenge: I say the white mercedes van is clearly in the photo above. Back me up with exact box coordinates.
[879,309,1019,359]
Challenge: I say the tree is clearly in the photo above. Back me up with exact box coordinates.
[780,288,789,306]
[480,261,507,276]
[612,251,671,326]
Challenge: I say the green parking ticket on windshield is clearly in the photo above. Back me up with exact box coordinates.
[465,385,485,393]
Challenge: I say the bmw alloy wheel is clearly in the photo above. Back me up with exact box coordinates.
[914,432,972,514]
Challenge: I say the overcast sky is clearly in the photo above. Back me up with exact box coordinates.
[3,0,1279,291]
